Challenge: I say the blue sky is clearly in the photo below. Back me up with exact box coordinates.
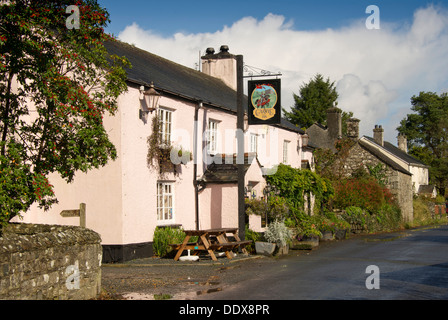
[98,0,448,143]
[100,0,440,35]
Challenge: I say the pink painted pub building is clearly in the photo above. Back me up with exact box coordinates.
[20,42,314,262]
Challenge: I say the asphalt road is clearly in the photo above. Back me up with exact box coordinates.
[194,224,448,300]
[101,224,448,301]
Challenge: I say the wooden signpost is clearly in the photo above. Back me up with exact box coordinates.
[60,203,86,227]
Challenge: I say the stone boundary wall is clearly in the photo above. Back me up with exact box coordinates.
[0,223,102,300]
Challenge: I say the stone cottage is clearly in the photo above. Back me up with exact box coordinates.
[307,108,424,222]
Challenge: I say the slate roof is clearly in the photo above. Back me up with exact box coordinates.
[418,184,436,194]
[105,40,304,134]
[363,136,428,167]
[358,139,412,175]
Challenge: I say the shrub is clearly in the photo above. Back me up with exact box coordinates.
[376,203,402,231]
[295,215,322,238]
[341,204,402,233]
[341,206,367,231]
[245,226,262,253]
[264,220,293,247]
[333,177,389,212]
[152,227,186,257]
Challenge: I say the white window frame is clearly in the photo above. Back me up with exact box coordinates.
[250,133,258,154]
[283,140,290,164]
[157,182,174,224]
[207,119,219,155]
[158,108,172,146]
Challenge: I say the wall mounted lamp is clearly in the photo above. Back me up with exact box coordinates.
[301,133,309,147]
[139,82,161,119]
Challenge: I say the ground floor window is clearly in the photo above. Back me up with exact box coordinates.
[157,182,174,223]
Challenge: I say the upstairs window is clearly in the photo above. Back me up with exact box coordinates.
[207,119,219,154]
[158,108,172,145]
[250,133,258,154]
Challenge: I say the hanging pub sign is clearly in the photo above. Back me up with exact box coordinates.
[247,79,281,125]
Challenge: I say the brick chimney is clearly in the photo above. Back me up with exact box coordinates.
[373,125,384,146]
[327,107,342,140]
[397,133,408,153]
[201,45,237,90]
[346,118,360,140]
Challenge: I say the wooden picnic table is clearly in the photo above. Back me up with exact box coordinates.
[171,228,252,261]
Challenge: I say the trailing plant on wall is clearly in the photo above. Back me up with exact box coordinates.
[265,164,334,214]
[367,163,388,187]
[146,114,192,175]
[245,196,289,224]
[314,137,356,180]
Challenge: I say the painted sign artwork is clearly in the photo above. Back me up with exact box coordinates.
[248,79,281,125]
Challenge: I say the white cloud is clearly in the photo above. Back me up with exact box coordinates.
[336,74,398,138]
[118,5,448,144]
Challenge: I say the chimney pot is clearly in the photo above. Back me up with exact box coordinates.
[373,124,384,146]
[206,47,215,55]
[201,44,236,90]
[397,133,408,153]
[327,108,342,140]
[346,118,360,140]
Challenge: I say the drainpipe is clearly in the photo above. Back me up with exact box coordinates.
[194,101,202,230]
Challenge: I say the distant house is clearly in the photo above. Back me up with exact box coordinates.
[307,107,344,152]
[19,42,313,262]
[418,185,437,199]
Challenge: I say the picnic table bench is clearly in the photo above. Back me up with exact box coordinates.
[170,228,252,261]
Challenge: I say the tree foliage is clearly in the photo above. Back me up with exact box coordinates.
[284,73,353,132]
[0,0,130,229]
[397,91,448,196]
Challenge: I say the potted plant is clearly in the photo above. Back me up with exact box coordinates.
[255,239,276,256]
[334,219,351,240]
[319,217,335,241]
[293,219,322,250]
[263,220,293,255]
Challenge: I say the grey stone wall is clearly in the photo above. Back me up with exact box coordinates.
[397,171,414,222]
[0,223,102,300]
[336,142,414,222]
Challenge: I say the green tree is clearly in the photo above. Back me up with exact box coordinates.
[0,0,130,230]
[284,73,353,132]
[397,91,448,196]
